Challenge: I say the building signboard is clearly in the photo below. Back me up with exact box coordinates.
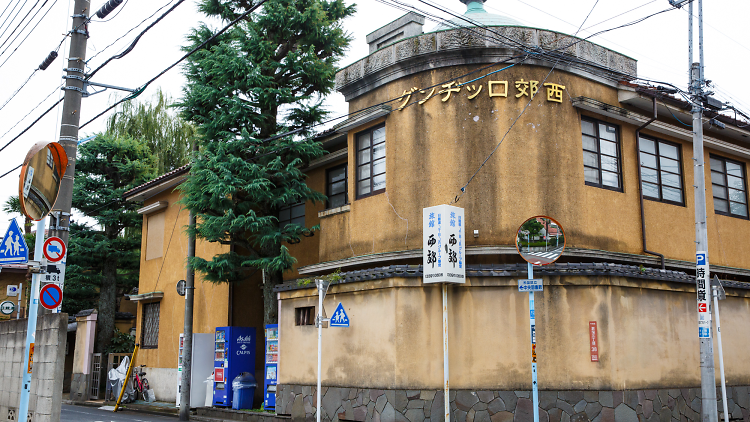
[422,205,464,284]
[696,252,711,339]
[518,279,543,292]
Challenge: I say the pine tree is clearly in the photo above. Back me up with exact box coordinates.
[69,134,156,353]
[179,0,355,325]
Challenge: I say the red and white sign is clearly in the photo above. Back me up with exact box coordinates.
[698,303,707,313]
[39,284,63,310]
[589,321,599,362]
[214,368,224,382]
[42,237,66,262]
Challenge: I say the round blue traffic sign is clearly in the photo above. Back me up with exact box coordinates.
[40,284,62,310]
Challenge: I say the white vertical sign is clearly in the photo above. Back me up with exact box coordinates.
[423,205,465,284]
[696,251,711,338]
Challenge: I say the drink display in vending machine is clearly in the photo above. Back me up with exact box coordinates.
[263,324,278,410]
[213,327,256,407]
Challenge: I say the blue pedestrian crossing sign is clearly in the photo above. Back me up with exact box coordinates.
[0,220,28,264]
[329,302,349,327]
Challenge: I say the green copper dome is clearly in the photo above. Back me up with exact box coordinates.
[432,0,523,31]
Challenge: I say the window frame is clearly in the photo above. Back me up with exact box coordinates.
[295,306,315,326]
[638,136,685,206]
[141,302,161,349]
[326,164,348,209]
[278,202,306,229]
[355,123,386,199]
[581,116,623,192]
[710,154,749,219]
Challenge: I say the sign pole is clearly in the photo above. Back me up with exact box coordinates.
[18,218,46,422]
[316,279,324,422]
[528,262,539,422]
[712,284,728,422]
[443,283,450,422]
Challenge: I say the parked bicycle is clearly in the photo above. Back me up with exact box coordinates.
[132,365,151,401]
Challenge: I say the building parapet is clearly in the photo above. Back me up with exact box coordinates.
[335,26,637,101]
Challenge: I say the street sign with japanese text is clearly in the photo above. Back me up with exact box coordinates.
[519,279,543,292]
[0,301,15,315]
[696,252,711,339]
[422,205,465,284]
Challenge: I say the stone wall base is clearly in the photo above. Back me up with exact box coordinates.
[68,373,90,402]
[275,385,750,422]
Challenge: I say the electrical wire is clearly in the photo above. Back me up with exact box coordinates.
[0,0,46,54]
[0,164,21,180]
[81,0,269,129]
[86,0,179,65]
[0,0,24,47]
[93,0,128,23]
[0,0,57,71]
[86,0,187,80]
[0,70,38,115]
[0,97,63,154]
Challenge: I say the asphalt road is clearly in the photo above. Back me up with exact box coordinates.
[61,404,176,422]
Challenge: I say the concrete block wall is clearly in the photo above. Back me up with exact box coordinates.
[0,314,67,422]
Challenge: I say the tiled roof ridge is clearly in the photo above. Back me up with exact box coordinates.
[123,163,191,198]
[275,262,748,292]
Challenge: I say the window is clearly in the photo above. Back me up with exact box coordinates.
[141,302,160,349]
[356,124,386,198]
[279,202,305,228]
[145,212,165,260]
[295,306,315,326]
[581,118,622,191]
[327,164,348,209]
[710,155,748,218]
[639,137,684,205]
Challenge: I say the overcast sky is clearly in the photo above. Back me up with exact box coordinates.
[0,0,748,229]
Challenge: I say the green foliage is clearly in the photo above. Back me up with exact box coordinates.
[178,0,355,321]
[521,219,544,237]
[105,328,136,354]
[105,89,198,174]
[297,268,343,286]
[68,134,157,351]
[2,195,31,234]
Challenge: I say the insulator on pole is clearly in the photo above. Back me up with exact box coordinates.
[96,0,124,19]
[38,51,58,70]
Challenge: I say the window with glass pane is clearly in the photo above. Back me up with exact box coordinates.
[141,302,160,349]
[710,155,748,218]
[356,124,386,198]
[639,136,684,205]
[581,117,622,191]
[327,164,348,209]
[279,202,305,228]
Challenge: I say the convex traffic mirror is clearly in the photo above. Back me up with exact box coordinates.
[516,215,566,266]
[18,141,68,221]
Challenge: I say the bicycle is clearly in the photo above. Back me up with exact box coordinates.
[132,365,151,401]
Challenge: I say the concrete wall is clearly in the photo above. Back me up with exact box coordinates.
[0,314,67,422]
[277,276,750,390]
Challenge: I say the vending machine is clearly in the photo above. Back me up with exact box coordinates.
[263,324,278,410]
[176,333,214,408]
[213,326,256,407]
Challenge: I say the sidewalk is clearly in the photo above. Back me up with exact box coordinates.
[62,398,180,418]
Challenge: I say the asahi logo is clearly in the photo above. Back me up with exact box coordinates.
[237,335,253,343]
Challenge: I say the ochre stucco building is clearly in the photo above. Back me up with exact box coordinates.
[124,2,750,422]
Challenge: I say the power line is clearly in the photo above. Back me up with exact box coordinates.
[0,0,25,46]
[0,0,46,54]
[86,0,179,65]
[0,92,63,154]
[0,0,57,70]
[86,0,187,79]
[81,0,269,129]
[0,164,21,180]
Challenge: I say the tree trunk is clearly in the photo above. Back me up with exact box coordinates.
[95,259,118,354]
[262,269,283,327]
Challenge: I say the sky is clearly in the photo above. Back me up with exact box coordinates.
[0,0,748,229]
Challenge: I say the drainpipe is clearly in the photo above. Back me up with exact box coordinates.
[635,96,666,269]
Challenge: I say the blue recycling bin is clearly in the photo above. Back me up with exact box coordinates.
[232,372,257,410]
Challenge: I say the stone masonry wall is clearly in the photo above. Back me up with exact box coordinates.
[0,314,67,422]
[276,385,750,422]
